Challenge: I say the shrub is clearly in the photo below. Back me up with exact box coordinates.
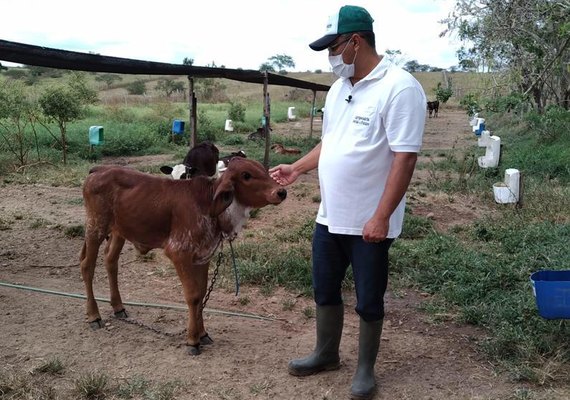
[460,93,482,116]
[228,101,246,122]
[126,80,146,95]
[434,82,453,104]
[197,109,217,142]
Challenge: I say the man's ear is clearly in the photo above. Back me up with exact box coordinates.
[211,176,234,216]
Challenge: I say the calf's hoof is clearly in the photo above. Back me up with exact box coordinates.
[114,309,128,319]
[200,333,214,345]
[89,318,104,330]
[186,344,201,356]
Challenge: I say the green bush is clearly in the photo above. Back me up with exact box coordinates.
[228,101,246,122]
[434,82,453,104]
[126,80,146,95]
[197,109,217,142]
[99,126,163,156]
[460,93,482,116]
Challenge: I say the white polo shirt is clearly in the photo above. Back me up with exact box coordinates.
[316,57,426,238]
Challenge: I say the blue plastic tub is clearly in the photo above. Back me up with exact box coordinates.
[530,270,570,319]
[172,120,185,135]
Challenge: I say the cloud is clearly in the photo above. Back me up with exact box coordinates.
[1,0,461,70]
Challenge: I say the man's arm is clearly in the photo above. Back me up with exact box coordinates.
[362,152,418,242]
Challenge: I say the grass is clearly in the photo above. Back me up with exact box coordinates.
[0,365,184,400]
[33,357,65,376]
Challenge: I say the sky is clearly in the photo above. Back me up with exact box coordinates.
[1,0,462,72]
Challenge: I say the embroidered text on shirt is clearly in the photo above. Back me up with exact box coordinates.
[352,115,370,126]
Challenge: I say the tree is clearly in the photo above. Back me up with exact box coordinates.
[404,60,421,72]
[95,73,123,88]
[404,60,435,73]
[259,62,276,72]
[126,80,146,95]
[195,78,227,102]
[38,74,97,164]
[0,80,41,166]
[155,78,185,97]
[442,0,570,111]
[385,49,405,66]
[182,57,194,66]
[260,54,295,73]
[269,54,295,71]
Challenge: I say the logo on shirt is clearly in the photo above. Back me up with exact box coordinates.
[352,115,370,126]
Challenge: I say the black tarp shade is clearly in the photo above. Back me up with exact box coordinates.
[0,39,330,92]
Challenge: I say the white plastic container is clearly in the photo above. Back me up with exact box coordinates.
[224,119,234,132]
[287,107,296,121]
[477,131,501,168]
[493,168,520,204]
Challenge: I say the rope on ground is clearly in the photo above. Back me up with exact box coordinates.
[0,280,276,322]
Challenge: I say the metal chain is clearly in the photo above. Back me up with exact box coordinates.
[201,244,225,310]
[114,316,185,338]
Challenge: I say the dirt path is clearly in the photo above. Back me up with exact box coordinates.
[0,108,561,399]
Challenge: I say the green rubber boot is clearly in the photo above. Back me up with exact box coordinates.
[288,304,344,376]
[350,318,383,400]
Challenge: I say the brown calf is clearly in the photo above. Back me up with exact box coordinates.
[80,158,287,355]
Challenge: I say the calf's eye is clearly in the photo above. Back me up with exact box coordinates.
[241,171,252,181]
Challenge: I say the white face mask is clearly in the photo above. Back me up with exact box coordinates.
[328,40,356,78]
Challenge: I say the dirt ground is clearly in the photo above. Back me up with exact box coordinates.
[0,108,565,399]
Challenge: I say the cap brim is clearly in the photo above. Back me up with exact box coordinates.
[309,34,339,51]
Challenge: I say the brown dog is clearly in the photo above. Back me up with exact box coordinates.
[79,158,287,355]
[271,143,301,155]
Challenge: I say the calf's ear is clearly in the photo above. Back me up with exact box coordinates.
[160,166,173,175]
[211,178,234,217]
[187,166,199,178]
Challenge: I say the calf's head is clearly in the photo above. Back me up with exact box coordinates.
[211,158,287,216]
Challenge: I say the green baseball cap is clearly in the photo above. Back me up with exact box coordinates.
[309,5,374,51]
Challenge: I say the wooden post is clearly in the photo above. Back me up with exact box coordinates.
[516,171,524,209]
[309,90,317,139]
[262,72,271,170]
[188,76,197,148]
[191,95,197,147]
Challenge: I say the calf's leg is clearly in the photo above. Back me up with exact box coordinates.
[104,233,127,318]
[168,251,210,355]
[80,234,105,329]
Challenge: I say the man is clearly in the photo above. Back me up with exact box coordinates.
[269,5,426,400]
